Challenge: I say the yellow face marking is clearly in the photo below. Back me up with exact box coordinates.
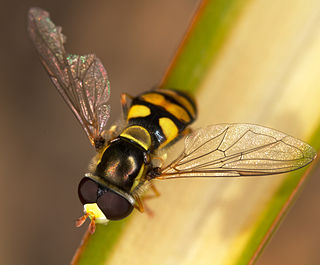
[141,93,191,123]
[159,117,179,148]
[84,203,108,224]
[120,126,152,150]
[127,105,151,120]
[156,89,196,119]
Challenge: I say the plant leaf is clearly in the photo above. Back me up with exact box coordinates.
[75,0,320,264]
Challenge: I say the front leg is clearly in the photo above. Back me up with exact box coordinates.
[134,183,161,216]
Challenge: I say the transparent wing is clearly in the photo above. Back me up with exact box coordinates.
[159,124,316,179]
[28,7,110,146]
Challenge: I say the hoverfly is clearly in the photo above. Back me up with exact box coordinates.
[28,7,316,233]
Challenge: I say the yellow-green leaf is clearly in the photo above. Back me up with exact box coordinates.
[74,1,320,264]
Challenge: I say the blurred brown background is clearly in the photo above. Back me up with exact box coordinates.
[0,1,319,265]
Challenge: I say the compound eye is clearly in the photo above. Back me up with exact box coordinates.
[97,190,133,220]
[78,177,99,205]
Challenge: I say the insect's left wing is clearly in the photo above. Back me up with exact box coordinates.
[28,8,110,147]
[159,124,316,179]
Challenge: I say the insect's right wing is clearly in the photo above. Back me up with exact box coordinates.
[159,124,316,179]
[28,8,110,147]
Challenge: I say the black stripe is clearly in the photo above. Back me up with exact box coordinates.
[128,89,197,150]
[156,89,197,118]
[131,99,187,129]
[128,100,185,149]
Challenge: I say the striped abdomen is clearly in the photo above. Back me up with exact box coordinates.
[125,88,197,150]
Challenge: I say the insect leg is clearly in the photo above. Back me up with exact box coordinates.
[134,183,161,216]
[120,93,133,120]
[143,183,161,199]
[75,213,89,227]
[134,196,145,213]
[89,217,96,234]
[181,127,193,136]
[101,124,121,140]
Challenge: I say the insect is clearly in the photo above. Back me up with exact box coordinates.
[28,7,316,233]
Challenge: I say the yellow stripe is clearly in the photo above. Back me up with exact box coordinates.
[127,105,151,120]
[159,117,179,148]
[130,163,145,192]
[120,126,152,150]
[156,89,196,119]
[96,143,110,164]
[141,93,191,123]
